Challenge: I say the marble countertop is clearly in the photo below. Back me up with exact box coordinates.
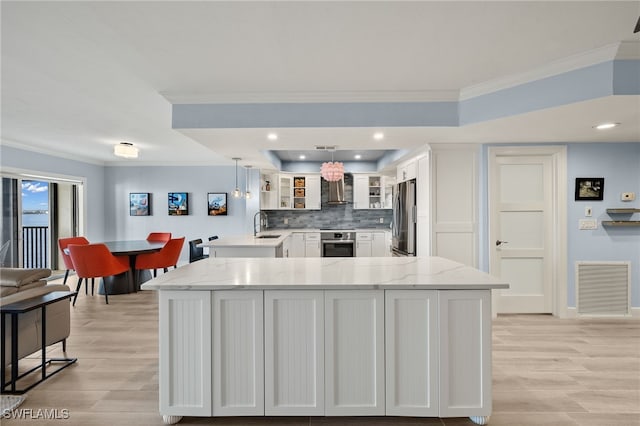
[205,228,390,248]
[141,256,509,291]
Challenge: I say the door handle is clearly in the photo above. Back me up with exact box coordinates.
[496,240,509,247]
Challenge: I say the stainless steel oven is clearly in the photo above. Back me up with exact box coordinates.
[321,231,355,257]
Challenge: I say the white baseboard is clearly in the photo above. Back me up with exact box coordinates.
[566,307,640,318]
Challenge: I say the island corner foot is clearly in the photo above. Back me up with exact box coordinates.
[162,415,183,424]
[469,415,490,425]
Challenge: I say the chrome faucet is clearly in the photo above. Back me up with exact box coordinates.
[254,211,268,236]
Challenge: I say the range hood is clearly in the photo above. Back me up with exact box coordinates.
[327,178,346,204]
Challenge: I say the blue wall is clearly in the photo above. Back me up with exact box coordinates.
[1,145,107,241]
[567,142,640,307]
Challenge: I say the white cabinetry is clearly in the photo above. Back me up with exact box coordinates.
[356,232,372,257]
[264,291,324,415]
[279,175,293,209]
[212,291,264,416]
[289,233,305,257]
[159,291,212,417]
[157,287,495,424]
[260,171,279,210]
[372,232,390,257]
[438,290,491,417]
[356,232,390,257]
[305,175,321,210]
[397,160,417,182]
[281,235,291,258]
[268,174,321,210]
[304,233,321,257]
[385,290,438,416]
[353,174,389,209]
[325,290,385,415]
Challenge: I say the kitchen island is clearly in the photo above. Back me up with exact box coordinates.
[142,256,509,425]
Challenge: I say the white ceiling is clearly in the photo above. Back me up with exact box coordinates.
[2,1,639,170]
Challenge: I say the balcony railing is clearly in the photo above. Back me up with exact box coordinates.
[23,226,49,268]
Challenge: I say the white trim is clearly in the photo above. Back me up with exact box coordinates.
[1,166,88,241]
[615,41,640,60]
[488,145,568,318]
[567,307,640,319]
[460,43,620,100]
[161,89,460,104]
[1,139,106,166]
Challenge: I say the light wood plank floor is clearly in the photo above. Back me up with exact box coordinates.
[3,275,639,425]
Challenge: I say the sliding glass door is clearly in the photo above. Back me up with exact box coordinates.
[1,175,81,269]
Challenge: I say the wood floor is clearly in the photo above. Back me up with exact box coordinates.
[3,275,639,426]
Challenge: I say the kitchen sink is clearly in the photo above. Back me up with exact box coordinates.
[256,235,281,239]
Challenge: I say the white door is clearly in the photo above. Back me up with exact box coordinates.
[489,149,557,314]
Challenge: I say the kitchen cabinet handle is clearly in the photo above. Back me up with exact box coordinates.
[495,240,509,247]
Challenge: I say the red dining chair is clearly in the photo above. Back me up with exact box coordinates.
[58,236,90,285]
[68,243,131,306]
[135,237,185,281]
[147,232,171,243]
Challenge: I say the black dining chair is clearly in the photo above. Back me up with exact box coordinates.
[189,239,208,263]
[208,236,219,241]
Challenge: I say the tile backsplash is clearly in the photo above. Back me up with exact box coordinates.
[263,174,393,230]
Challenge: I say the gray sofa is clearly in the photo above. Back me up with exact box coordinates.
[1,268,71,365]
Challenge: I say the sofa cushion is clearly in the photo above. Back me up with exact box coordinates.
[0,268,51,287]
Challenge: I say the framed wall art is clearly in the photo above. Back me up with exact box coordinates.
[130,193,150,216]
[168,192,189,215]
[575,177,604,201]
[208,192,228,216]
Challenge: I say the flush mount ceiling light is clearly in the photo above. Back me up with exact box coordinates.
[267,132,278,141]
[232,157,242,198]
[594,122,619,130]
[244,165,252,199]
[320,148,344,182]
[373,132,385,141]
[114,142,139,159]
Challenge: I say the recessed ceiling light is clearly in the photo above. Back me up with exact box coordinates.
[267,132,278,141]
[373,132,384,141]
[299,155,306,160]
[594,122,619,130]
[354,154,362,160]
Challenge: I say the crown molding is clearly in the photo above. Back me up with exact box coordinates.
[460,42,622,100]
[615,40,640,60]
[161,90,460,104]
[0,139,106,166]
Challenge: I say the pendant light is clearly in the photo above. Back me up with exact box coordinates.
[245,165,252,199]
[232,158,242,198]
[320,149,344,182]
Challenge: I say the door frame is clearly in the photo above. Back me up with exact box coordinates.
[488,146,567,318]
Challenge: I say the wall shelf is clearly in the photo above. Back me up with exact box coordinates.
[606,208,640,214]
[603,207,640,227]
[602,221,640,227]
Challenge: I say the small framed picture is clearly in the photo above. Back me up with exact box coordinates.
[208,193,228,216]
[130,193,150,216]
[575,178,604,201]
[168,192,189,215]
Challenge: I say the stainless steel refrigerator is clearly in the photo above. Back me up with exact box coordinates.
[391,179,416,256]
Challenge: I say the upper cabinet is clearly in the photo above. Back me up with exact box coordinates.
[397,160,417,183]
[260,171,279,210]
[353,174,393,209]
[260,172,321,210]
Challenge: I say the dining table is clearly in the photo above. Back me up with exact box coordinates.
[100,240,165,294]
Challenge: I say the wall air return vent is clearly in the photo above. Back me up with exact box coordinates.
[576,261,630,316]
